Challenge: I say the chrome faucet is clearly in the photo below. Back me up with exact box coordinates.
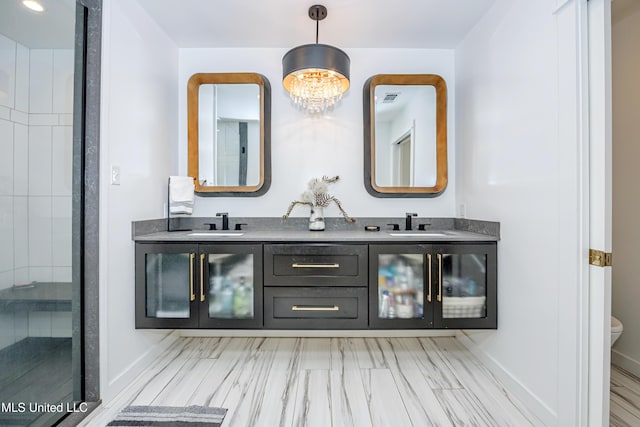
[216,212,229,230]
[405,212,417,231]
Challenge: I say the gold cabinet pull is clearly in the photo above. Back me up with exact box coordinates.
[291,305,339,311]
[189,253,196,302]
[437,253,442,303]
[291,263,340,268]
[426,254,432,303]
[200,254,206,302]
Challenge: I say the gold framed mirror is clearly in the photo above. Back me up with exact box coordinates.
[363,74,447,197]
[188,73,271,196]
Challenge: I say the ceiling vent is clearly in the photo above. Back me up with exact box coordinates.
[382,92,400,103]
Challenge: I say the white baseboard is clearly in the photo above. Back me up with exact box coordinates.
[102,331,181,405]
[612,349,640,378]
[456,331,557,426]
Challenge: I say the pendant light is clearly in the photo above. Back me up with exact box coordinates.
[282,5,350,114]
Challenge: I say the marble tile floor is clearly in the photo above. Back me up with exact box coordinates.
[611,364,640,427]
[80,337,543,427]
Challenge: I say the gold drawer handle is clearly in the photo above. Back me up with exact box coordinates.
[426,253,432,303]
[189,253,196,302]
[291,263,340,268]
[291,305,340,311]
[200,254,206,302]
[437,253,443,303]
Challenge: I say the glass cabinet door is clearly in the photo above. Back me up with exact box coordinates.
[199,244,263,328]
[433,243,497,329]
[135,243,199,328]
[369,245,433,328]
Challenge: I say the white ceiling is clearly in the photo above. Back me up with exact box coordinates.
[5,0,636,52]
[136,0,497,49]
[0,0,76,49]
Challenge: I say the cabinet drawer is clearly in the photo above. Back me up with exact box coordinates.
[264,287,367,329]
[264,244,367,286]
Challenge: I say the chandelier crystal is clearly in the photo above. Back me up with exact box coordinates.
[287,69,346,113]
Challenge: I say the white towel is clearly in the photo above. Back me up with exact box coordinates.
[170,204,193,215]
[169,176,194,215]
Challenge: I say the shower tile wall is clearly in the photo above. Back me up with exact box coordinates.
[0,32,73,349]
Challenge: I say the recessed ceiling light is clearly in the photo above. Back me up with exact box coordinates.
[22,0,45,13]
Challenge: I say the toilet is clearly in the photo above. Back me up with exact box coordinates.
[611,316,624,346]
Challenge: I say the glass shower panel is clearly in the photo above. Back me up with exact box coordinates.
[376,254,425,319]
[0,1,79,425]
[208,253,254,319]
[441,253,488,319]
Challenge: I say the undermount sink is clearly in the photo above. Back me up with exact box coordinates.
[188,232,245,237]
[388,231,451,237]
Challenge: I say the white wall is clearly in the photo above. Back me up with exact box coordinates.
[456,0,585,425]
[611,1,640,377]
[100,0,179,403]
[179,48,456,219]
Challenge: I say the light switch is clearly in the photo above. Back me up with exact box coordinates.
[458,203,466,218]
[111,165,121,185]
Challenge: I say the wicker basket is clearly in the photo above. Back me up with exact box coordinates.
[442,296,486,318]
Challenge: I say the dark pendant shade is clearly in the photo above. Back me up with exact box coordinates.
[282,44,351,88]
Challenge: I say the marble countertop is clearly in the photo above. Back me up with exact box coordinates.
[132,217,499,243]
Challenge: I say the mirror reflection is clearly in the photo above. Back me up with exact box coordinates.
[198,84,260,187]
[374,85,436,187]
[364,74,447,198]
[188,73,271,196]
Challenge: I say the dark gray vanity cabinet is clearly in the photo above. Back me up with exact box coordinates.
[263,244,368,329]
[369,243,497,330]
[135,243,263,329]
[136,239,497,330]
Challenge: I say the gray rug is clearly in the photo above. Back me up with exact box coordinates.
[107,405,227,426]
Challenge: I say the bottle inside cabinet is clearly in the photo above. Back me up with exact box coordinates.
[377,254,424,320]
